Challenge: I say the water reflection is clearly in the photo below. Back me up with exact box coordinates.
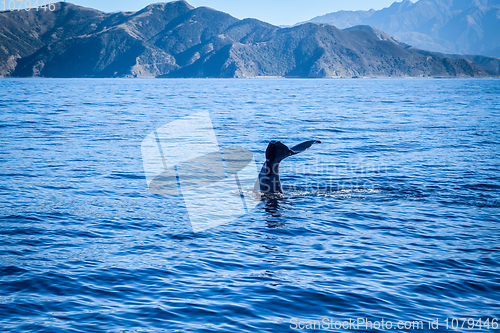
[263,198,286,228]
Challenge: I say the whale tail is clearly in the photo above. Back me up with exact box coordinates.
[255,140,321,194]
[290,140,322,155]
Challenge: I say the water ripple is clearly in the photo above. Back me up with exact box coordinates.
[0,78,499,332]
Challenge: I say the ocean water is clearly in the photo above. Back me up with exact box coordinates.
[0,78,499,332]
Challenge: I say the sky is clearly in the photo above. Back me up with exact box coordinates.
[68,0,398,26]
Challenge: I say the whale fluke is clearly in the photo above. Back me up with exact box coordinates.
[290,140,321,154]
[255,140,321,195]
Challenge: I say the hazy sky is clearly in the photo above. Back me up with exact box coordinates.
[68,0,398,26]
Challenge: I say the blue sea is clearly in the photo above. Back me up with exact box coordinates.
[0,78,499,332]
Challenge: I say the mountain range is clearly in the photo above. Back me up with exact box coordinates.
[0,1,499,78]
[307,0,500,58]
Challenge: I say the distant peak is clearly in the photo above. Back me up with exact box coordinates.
[171,0,194,10]
[142,1,194,11]
[390,0,414,9]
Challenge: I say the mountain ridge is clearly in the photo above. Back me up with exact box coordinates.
[1,1,499,78]
[306,0,500,58]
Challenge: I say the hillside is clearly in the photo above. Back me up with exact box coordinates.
[0,1,498,78]
[307,0,500,58]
